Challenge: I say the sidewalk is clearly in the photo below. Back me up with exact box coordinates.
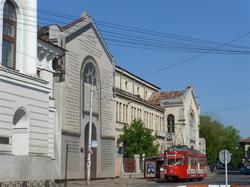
[57,178,155,187]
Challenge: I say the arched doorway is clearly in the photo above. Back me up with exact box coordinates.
[12,108,29,155]
[84,123,97,179]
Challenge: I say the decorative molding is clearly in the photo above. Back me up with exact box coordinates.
[115,88,164,112]
[62,129,81,137]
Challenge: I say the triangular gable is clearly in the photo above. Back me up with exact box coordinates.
[184,86,200,111]
[62,16,113,63]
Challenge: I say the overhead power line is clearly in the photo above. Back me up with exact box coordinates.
[203,103,250,114]
[1,3,250,52]
[1,4,250,73]
[197,87,250,98]
[2,9,249,56]
[142,31,250,77]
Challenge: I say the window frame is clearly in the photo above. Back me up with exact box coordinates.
[2,0,17,69]
[167,114,175,133]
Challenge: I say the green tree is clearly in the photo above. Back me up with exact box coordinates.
[199,115,243,168]
[118,119,159,158]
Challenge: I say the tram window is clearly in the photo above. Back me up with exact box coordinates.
[168,158,183,165]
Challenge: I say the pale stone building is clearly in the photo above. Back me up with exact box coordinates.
[114,66,203,153]
[0,0,116,181]
[115,66,165,152]
[39,14,116,179]
[240,137,250,161]
[0,0,204,182]
[0,0,65,181]
[199,138,206,154]
[149,86,201,150]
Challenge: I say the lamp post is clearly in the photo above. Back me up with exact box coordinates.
[86,69,95,185]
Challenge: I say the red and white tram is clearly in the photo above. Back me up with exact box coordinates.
[161,146,208,181]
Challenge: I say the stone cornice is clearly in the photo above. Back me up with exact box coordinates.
[115,88,164,112]
[0,66,50,93]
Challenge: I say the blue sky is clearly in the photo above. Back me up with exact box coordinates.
[39,0,250,138]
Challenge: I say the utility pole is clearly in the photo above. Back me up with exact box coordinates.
[65,144,69,187]
[86,73,95,185]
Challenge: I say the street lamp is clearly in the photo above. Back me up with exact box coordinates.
[85,67,96,185]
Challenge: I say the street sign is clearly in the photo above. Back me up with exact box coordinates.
[219,149,231,164]
[219,149,231,187]
[91,140,97,148]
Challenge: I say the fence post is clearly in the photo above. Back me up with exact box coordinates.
[22,181,27,187]
[134,154,140,173]
[45,180,50,187]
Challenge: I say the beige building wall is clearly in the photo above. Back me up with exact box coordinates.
[150,86,201,151]
[48,15,116,179]
[115,66,166,154]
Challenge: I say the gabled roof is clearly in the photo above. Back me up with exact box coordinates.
[240,137,250,143]
[61,17,87,32]
[148,85,200,110]
[38,13,114,63]
[116,65,160,91]
[148,91,184,105]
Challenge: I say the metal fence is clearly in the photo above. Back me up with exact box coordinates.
[0,180,54,187]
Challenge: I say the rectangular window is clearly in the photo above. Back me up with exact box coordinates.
[131,106,134,121]
[2,40,15,68]
[126,105,128,123]
[116,102,119,122]
[123,104,126,123]
[3,22,15,37]
[0,137,9,144]
[119,103,122,122]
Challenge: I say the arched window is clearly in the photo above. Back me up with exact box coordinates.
[81,57,100,118]
[190,111,195,127]
[2,0,16,69]
[83,62,96,85]
[167,114,175,133]
[12,108,29,155]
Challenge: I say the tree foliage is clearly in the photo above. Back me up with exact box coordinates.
[118,119,159,158]
[199,115,244,168]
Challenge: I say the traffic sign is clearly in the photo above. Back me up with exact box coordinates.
[219,149,231,164]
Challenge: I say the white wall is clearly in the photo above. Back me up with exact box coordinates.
[0,0,37,75]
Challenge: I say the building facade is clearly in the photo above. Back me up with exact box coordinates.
[149,86,201,150]
[39,14,116,179]
[0,0,65,182]
[115,67,202,153]
[240,137,250,162]
[115,66,165,152]
[0,0,204,182]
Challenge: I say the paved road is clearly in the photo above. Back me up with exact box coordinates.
[143,170,250,187]
[64,170,250,187]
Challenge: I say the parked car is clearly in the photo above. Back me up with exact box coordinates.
[240,165,250,175]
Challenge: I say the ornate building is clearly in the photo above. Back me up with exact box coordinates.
[0,0,65,181]
[115,66,165,152]
[39,13,116,179]
[0,0,204,182]
[149,86,201,150]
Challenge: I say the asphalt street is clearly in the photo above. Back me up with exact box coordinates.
[62,170,250,187]
[141,170,250,187]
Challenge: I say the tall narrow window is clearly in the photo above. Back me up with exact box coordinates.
[167,114,175,133]
[2,0,16,69]
[125,81,128,90]
[83,62,96,85]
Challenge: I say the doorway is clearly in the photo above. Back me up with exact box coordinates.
[84,123,97,179]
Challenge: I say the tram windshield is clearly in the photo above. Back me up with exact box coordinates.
[168,158,182,165]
